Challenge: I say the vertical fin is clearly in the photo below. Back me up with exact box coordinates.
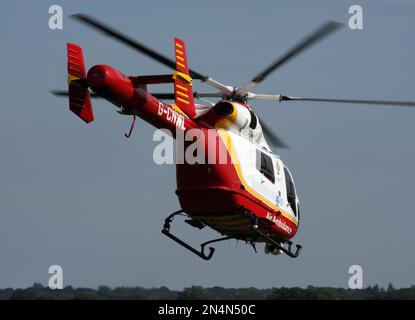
[67,43,94,123]
[173,38,196,118]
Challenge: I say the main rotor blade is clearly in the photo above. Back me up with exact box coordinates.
[52,89,223,100]
[204,78,234,94]
[280,96,415,107]
[194,92,224,99]
[247,93,282,101]
[258,116,290,149]
[50,89,71,97]
[237,21,343,97]
[71,14,207,80]
[152,92,223,99]
[50,89,101,98]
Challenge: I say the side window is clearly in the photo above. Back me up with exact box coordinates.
[256,149,275,183]
[284,167,297,216]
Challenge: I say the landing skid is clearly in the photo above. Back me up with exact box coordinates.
[251,217,302,258]
[161,209,302,260]
[161,210,234,260]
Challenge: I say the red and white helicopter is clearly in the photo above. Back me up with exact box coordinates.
[53,15,415,260]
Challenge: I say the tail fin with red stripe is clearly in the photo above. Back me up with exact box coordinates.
[67,43,94,123]
[173,38,196,118]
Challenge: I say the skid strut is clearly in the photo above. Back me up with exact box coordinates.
[251,217,302,258]
[162,210,234,260]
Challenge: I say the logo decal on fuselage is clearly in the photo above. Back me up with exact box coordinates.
[276,195,284,207]
[266,211,292,235]
[158,102,186,130]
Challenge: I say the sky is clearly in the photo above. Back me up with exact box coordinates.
[0,0,414,290]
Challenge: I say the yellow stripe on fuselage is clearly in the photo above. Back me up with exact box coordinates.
[215,103,238,129]
[216,128,298,226]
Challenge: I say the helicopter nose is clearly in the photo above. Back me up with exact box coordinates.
[87,64,114,89]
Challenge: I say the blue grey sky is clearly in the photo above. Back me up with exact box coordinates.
[1,0,414,290]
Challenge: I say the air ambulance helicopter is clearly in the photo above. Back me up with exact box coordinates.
[52,14,415,260]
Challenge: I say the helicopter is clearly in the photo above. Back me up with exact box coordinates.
[52,14,415,260]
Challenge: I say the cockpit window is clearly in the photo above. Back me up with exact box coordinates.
[284,167,297,216]
[256,149,275,183]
